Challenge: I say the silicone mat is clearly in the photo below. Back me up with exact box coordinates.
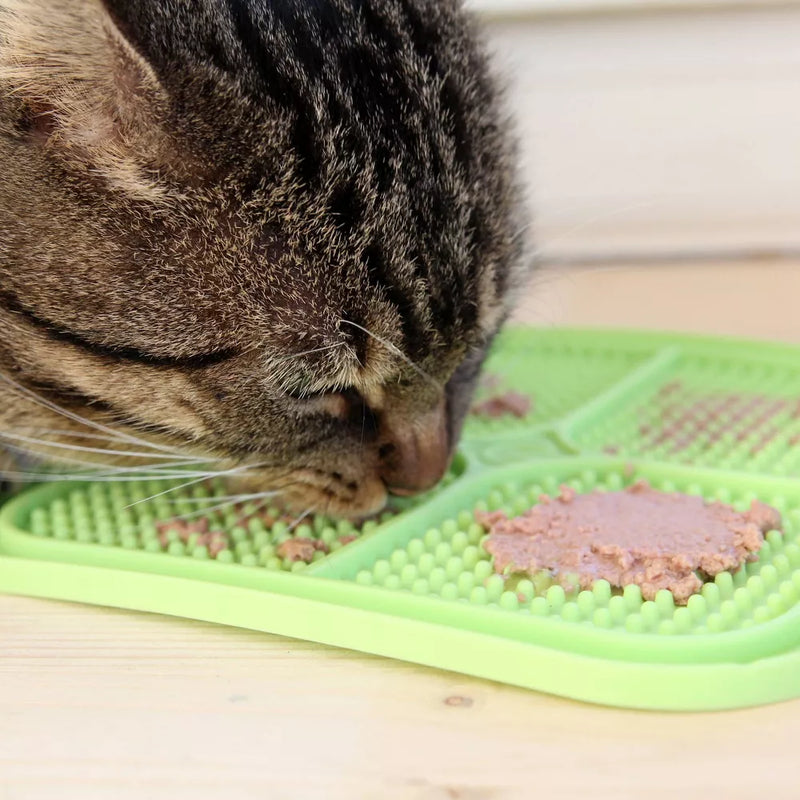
[3,327,800,711]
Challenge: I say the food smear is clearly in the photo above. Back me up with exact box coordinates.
[477,481,780,604]
[471,391,531,419]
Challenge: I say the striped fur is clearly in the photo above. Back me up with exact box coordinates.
[0,0,529,515]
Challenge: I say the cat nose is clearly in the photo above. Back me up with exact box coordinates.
[378,398,450,496]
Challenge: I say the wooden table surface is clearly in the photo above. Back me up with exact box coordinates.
[4,260,800,799]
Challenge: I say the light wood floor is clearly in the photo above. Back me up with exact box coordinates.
[3,260,800,800]
[513,258,800,343]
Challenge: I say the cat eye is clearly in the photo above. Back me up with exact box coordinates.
[73,339,238,369]
[285,386,372,426]
[1,288,238,369]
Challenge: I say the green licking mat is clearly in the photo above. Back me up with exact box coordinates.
[3,327,800,712]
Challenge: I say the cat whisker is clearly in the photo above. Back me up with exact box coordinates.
[0,430,209,462]
[339,319,441,390]
[121,461,272,509]
[121,476,238,509]
[274,342,348,363]
[0,440,254,484]
[287,506,314,531]
[0,470,230,484]
[225,474,315,525]
[171,491,284,521]
[0,371,185,455]
[0,440,181,478]
[104,460,231,477]
[160,492,275,505]
[10,428,164,444]
[529,200,658,266]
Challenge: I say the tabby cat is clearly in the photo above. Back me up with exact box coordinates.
[0,0,528,517]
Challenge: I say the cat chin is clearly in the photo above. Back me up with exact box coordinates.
[280,478,389,522]
[228,469,389,521]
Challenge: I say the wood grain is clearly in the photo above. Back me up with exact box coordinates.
[2,594,800,800]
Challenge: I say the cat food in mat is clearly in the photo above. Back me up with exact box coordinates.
[478,480,779,604]
[277,537,328,562]
[471,391,531,419]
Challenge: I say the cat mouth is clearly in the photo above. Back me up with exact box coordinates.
[279,478,388,520]
[228,467,389,521]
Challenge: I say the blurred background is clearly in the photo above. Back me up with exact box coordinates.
[464,0,800,341]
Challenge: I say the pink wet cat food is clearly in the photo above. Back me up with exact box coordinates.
[471,391,531,419]
[476,481,780,604]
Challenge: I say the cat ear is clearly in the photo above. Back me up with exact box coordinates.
[0,0,170,201]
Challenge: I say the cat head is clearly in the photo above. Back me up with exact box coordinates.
[0,0,528,516]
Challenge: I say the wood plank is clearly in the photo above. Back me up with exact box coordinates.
[2,593,800,799]
[468,0,793,16]
[512,259,800,343]
[483,8,800,258]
